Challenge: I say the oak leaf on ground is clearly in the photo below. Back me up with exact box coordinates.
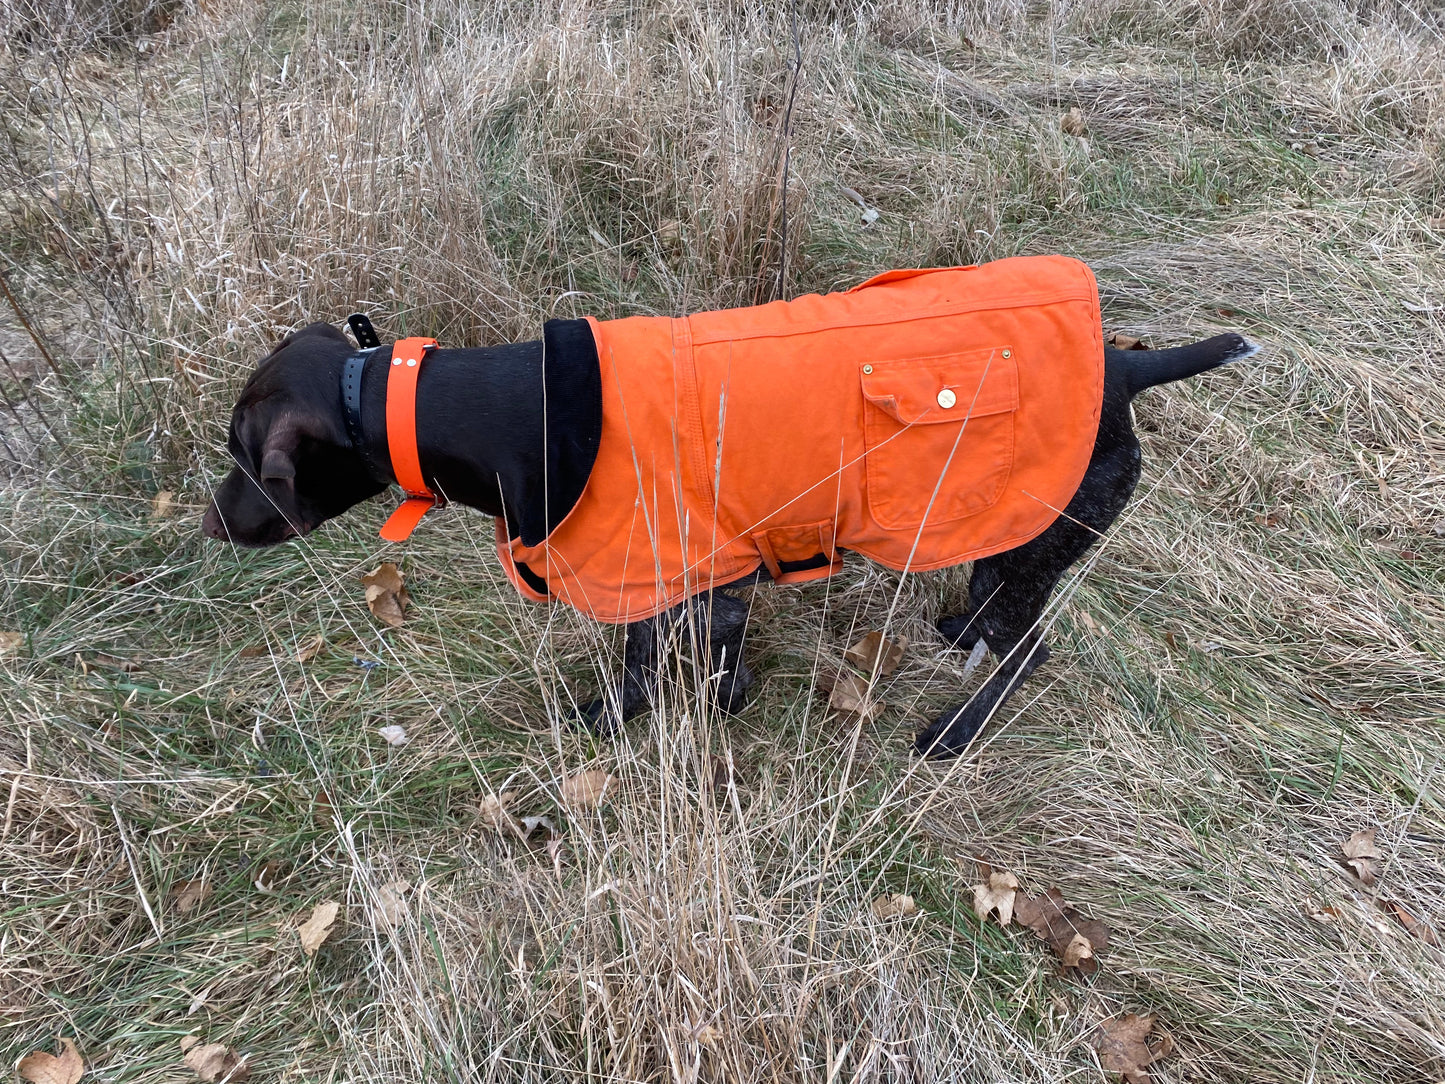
[561,770,617,809]
[297,900,340,956]
[870,893,918,919]
[478,791,522,836]
[843,630,905,677]
[1,630,24,655]
[373,881,410,930]
[828,672,881,722]
[972,870,1020,927]
[1013,886,1110,974]
[1341,828,1382,885]
[1092,1013,1174,1083]
[180,1037,250,1082]
[362,563,410,627]
[173,878,212,914]
[17,1038,84,1084]
[1389,900,1441,947]
[1107,332,1150,350]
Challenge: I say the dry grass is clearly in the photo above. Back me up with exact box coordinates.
[3,0,1444,1080]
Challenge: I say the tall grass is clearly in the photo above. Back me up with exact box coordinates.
[2,0,1444,1080]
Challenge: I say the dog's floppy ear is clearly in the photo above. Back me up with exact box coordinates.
[259,417,303,485]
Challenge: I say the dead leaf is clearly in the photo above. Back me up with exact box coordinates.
[1341,828,1382,885]
[828,672,881,722]
[180,1036,250,1082]
[710,753,737,788]
[297,900,340,956]
[843,630,905,676]
[152,489,177,518]
[479,791,523,836]
[1014,886,1110,974]
[1061,931,1096,968]
[520,813,558,839]
[0,631,24,655]
[17,1037,84,1084]
[377,725,408,747]
[362,563,410,627]
[1093,1013,1174,1083]
[90,652,141,673]
[547,833,566,878]
[252,858,284,892]
[1061,107,1086,136]
[1389,901,1441,947]
[296,634,324,663]
[1108,332,1149,350]
[373,881,410,930]
[561,770,617,810]
[173,879,213,914]
[237,644,267,658]
[870,893,918,919]
[694,1022,723,1045]
[972,870,1020,927]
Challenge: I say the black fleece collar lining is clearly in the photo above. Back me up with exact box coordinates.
[508,318,603,546]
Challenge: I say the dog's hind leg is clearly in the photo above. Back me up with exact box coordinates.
[919,435,1142,757]
[702,590,754,714]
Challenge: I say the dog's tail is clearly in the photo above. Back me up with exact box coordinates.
[1117,333,1260,398]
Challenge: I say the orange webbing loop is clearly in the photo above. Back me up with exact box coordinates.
[380,336,439,542]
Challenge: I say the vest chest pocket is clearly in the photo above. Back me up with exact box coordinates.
[860,348,1019,531]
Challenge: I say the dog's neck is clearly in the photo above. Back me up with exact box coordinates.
[354,321,602,545]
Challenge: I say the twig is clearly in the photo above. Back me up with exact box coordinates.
[0,264,69,390]
[776,0,802,301]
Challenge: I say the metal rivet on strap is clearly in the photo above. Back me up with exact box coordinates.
[937,388,957,409]
[392,357,402,366]
[407,358,417,366]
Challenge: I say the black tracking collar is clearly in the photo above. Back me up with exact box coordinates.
[341,348,389,484]
[342,312,391,484]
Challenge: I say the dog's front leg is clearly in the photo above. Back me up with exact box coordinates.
[578,615,661,734]
[576,589,756,733]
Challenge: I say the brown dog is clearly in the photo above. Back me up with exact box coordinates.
[205,295,1254,756]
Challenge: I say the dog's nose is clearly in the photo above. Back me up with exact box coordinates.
[201,502,229,540]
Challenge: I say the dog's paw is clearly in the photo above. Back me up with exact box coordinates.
[937,612,982,649]
[714,663,755,715]
[912,702,987,759]
[575,697,620,736]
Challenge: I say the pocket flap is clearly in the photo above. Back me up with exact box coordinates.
[860,348,1019,425]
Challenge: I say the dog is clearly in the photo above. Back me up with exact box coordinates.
[203,257,1256,756]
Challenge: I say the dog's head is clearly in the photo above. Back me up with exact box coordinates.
[202,322,388,547]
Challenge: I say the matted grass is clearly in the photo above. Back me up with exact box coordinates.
[2,0,1443,1080]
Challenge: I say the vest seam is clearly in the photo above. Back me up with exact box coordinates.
[687,286,1097,346]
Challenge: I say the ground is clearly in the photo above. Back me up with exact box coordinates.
[2,0,1444,1081]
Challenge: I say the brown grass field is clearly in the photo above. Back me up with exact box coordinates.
[3,0,1444,1080]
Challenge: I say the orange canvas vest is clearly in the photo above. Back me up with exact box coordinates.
[496,254,1104,623]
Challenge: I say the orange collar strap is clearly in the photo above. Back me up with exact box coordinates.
[379,336,440,542]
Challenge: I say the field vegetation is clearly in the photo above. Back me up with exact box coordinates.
[2,0,1444,1080]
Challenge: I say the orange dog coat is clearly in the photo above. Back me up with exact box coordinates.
[496,254,1104,623]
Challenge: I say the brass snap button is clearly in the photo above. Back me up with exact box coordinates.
[937,388,957,409]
